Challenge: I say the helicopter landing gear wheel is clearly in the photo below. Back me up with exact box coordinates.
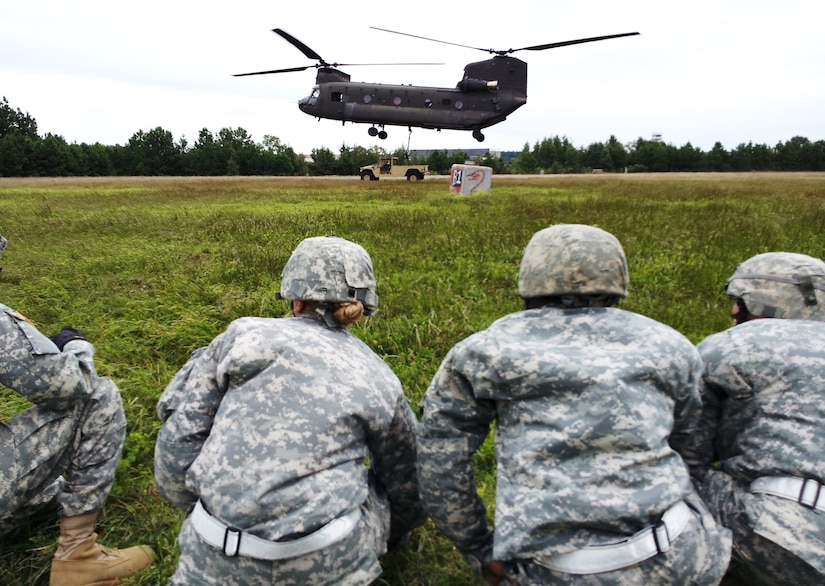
[472,129,485,142]
[369,126,388,139]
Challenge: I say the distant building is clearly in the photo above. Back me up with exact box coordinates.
[651,133,663,143]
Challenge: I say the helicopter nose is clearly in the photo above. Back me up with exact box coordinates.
[298,96,312,113]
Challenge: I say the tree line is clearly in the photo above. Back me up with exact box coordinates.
[2,97,824,177]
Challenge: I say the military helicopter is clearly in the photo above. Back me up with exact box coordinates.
[235,27,639,142]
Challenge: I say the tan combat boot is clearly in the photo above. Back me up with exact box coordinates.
[49,512,154,586]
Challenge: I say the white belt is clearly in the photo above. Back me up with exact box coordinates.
[189,500,362,560]
[536,501,691,575]
[750,476,825,512]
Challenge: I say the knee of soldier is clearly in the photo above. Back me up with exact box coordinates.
[84,377,127,435]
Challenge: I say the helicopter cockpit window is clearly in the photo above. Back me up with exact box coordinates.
[302,87,320,105]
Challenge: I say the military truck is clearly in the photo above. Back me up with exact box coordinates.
[359,156,428,181]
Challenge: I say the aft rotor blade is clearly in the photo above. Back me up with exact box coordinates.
[233,65,313,77]
[516,32,640,52]
[273,28,323,61]
[371,27,639,56]
[370,27,491,53]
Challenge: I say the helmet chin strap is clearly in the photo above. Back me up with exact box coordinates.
[732,299,751,324]
[290,300,343,327]
[314,303,340,327]
[289,299,341,328]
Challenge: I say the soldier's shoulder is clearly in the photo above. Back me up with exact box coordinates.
[450,323,503,355]
[705,318,825,353]
[0,303,34,327]
[221,315,281,337]
[612,308,696,348]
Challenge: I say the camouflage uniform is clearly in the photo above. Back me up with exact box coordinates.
[680,252,825,584]
[418,224,731,585]
[0,232,7,270]
[0,303,127,534]
[155,237,425,586]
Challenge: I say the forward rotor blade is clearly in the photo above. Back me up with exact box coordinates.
[273,28,323,61]
[339,62,445,67]
[233,61,443,77]
[516,32,640,52]
[233,65,313,77]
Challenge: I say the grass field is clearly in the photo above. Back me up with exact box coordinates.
[1,173,824,585]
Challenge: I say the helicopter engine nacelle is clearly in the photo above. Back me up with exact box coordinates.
[315,67,351,84]
[457,78,499,92]
[462,56,527,92]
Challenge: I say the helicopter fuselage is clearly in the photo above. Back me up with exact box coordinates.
[236,28,639,143]
[298,56,528,139]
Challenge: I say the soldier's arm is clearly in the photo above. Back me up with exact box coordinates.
[367,392,427,545]
[0,307,95,411]
[677,337,733,482]
[417,355,496,559]
[669,349,704,458]
[154,341,227,511]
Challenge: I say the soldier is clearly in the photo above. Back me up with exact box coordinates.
[155,236,426,585]
[679,252,825,584]
[417,224,731,585]
[0,231,154,585]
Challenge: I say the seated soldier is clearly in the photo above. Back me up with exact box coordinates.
[0,231,154,586]
[417,224,731,585]
[681,252,825,584]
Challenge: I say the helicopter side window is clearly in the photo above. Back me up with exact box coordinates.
[441,98,452,106]
[455,101,464,110]
[331,91,344,103]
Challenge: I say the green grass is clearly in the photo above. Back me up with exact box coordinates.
[1,173,824,585]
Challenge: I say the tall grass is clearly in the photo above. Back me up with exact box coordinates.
[1,173,824,585]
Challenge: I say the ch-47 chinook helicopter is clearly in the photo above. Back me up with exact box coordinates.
[235,27,639,142]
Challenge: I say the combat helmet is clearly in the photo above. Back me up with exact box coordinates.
[277,236,378,325]
[726,252,825,321]
[518,224,628,302]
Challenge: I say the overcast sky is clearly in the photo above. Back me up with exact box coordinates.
[2,1,823,155]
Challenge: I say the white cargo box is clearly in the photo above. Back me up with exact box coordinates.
[449,164,493,195]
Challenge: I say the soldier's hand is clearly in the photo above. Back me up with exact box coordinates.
[482,561,514,585]
[387,530,412,552]
[51,326,87,350]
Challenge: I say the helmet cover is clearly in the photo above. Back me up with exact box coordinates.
[278,236,378,314]
[726,252,825,320]
[518,224,628,299]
